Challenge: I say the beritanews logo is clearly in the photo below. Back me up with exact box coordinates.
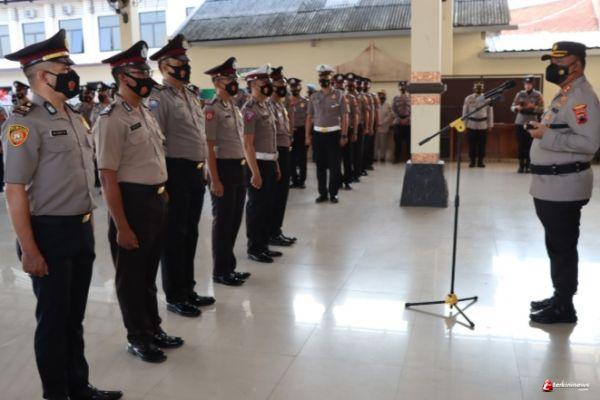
[542,379,591,392]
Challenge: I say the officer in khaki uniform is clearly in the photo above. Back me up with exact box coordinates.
[335,73,358,190]
[391,81,411,163]
[307,64,349,203]
[511,76,544,173]
[242,65,283,263]
[288,78,309,188]
[204,57,251,286]
[527,42,600,324]
[2,29,122,400]
[91,82,112,126]
[362,77,379,171]
[77,83,96,127]
[463,82,494,168]
[12,80,30,107]
[346,73,368,182]
[268,66,297,247]
[96,40,183,363]
[147,34,214,317]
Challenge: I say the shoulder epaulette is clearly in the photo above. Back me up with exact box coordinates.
[99,104,114,116]
[12,101,35,116]
[154,84,166,91]
[205,98,217,106]
[66,103,80,114]
[245,98,257,108]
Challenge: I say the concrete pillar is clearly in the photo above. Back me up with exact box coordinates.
[400,0,448,207]
[118,0,139,49]
[442,0,454,75]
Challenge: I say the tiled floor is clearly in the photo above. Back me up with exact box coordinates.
[1,162,600,399]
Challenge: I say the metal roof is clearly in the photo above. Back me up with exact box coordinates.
[179,0,510,43]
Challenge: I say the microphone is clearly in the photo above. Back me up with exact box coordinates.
[484,80,516,99]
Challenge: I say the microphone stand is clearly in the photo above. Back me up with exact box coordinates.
[405,92,504,329]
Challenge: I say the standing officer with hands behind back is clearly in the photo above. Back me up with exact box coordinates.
[2,29,122,400]
[527,42,600,324]
[95,41,183,363]
[511,76,544,173]
[148,34,215,318]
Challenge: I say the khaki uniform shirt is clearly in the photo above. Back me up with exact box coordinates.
[392,93,411,125]
[511,89,544,125]
[1,94,96,216]
[288,95,309,129]
[204,97,245,159]
[530,76,600,201]
[269,99,292,148]
[463,93,494,130]
[234,90,250,110]
[148,82,207,162]
[308,89,349,128]
[346,92,359,130]
[377,101,394,134]
[357,93,369,125]
[242,97,277,154]
[95,95,168,185]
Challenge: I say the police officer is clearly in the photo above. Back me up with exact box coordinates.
[0,107,7,193]
[527,42,600,324]
[511,76,544,173]
[463,81,494,168]
[268,66,297,247]
[288,78,309,189]
[375,89,393,162]
[95,40,183,363]
[391,81,411,163]
[78,83,96,127]
[204,57,251,286]
[242,65,283,263]
[147,34,214,317]
[12,80,30,106]
[2,29,122,400]
[362,77,379,171]
[306,64,349,203]
[91,82,112,126]
[351,74,371,180]
[340,74,359,190]
[234,87,250,109]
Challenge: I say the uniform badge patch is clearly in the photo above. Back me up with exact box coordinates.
[205,110,215,121]
[7,124,29,147]
[244,110,256,122]
[80,116,91,131]
[149,98,160,111]
[573,104,588,125]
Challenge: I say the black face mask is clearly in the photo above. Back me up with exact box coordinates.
[168,63,191,83]
[124,73,155,98]
[260,82,274,97]
[319,79,331,88]
[16,93,25,99]
[400,88,406,94]
[98,94,108,103]
[291,89,301,96]
[275,86,287,97]
[379,96,386,103]
[46,70,81,99]
[224,80,239,96]
[83,95,93,103]
[546,62,574,85]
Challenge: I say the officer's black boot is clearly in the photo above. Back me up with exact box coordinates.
[469,159,476,168]
[530,295,577,324]
[525,158,531,173]
[530,296,554,311]
[518,159,525,173]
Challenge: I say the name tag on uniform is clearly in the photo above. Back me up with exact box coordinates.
[225,114,232,119]
[331,103,339,108]
[50,130,67,137]
[130,122,142,132]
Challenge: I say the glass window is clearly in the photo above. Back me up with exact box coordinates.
[98,15,121,52]
[59,19,83,54]
[23,22,45,46]
[139,11,166,48]
[0,25,10,57]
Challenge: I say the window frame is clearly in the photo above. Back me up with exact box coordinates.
[98,14,121,52]
[22,21,46,47]
[59,18,84,54]
[138,10,166,48]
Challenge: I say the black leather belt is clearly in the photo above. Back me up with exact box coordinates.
[530,162,590,175]
[31,213,92,225]
[468,117,487,122]
[119,182,166,195]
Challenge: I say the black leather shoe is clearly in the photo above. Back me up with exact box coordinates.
[71,385,123,400]
[361,171,368,176]
[189,292,216,307]
[127,342,167,363]
[530,296,554,311]
[297,183,306,189]
[315,195,328,203]
[343,183,353,190]
[265,250,282,257]
[330,196,339,204]
[517,167,524,173]
[234,271,252,280]
[280,233,297,242]
[352,177,361,183]
[530,303,577,324]
[166,302,201,317]
[269,236,293,247]
[366,166,374,171]
[477,162,486,168]
[153,330,184,349]
[214,274,245,286]
[469,161,476,168]
[248,252,274,263]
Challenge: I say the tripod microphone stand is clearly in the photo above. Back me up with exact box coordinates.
[405,84,511,328]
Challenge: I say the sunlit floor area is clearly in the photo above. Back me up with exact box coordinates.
[1,162,600,400]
